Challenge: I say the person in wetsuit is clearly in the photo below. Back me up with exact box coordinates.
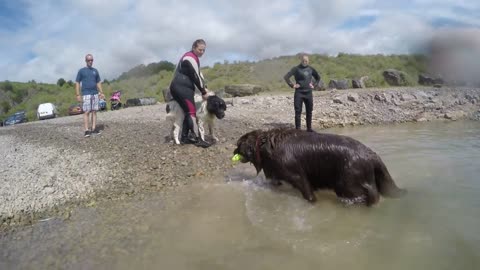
[283,54,320,132]
[169,39,211,148]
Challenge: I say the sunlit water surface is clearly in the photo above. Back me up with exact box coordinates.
[1,121,479,270]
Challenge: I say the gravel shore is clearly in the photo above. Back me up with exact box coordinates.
[1,86,479,230]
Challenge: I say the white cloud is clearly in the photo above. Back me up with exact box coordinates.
[0,0,478,83]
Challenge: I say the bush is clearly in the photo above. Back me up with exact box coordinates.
[57,78,66,87]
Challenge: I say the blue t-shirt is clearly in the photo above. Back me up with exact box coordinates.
[76,67,101,95]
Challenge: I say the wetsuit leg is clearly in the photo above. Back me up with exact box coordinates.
[305,91,313,131]
[170,83,200,140]
[293,91,303,129]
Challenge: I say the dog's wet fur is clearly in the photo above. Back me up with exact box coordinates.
[166,94,226,144]
[234,128,406,206]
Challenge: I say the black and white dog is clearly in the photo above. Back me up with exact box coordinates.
[166,92,227,144]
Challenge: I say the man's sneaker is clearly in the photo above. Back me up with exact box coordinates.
[195,139,212,148]
[84,130,91,137]
[91,129,102,135]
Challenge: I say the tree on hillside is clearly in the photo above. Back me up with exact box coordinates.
[67,80,74,87]
[2,80,14,91]
[57,78,66,87]
[0,100,11,114]
[117,60,175,81]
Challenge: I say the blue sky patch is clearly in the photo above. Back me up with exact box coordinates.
[0,1,30,31]
[431,17,473,28]
[337,15,377,30]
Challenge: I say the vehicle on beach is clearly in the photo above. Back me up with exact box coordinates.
[37,103,58,120]
[4,111,28,126]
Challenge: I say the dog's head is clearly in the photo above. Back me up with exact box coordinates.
[233,129,264,173]
[206,95,227,119]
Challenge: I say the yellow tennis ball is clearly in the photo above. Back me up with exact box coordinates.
[231,154,242,163]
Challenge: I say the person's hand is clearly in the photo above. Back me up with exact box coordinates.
[76,95,82,102]
[293,84,300,89]
[309,82,314,89]
[99,93,105,99]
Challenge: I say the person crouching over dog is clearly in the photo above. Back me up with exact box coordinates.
[169,39,211,148]
[284,54,321,132]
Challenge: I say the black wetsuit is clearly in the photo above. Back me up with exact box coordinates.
[169,51,207,142]
[284,64,320,130]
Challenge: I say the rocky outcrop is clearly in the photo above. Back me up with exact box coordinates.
[328,79,349,89]
[224,84,263,97]
[125,97,158,107]
[352,76,369,88]
[418,74,444,86]
[383,69,408,86]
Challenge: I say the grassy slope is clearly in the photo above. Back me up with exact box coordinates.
[0,53,428,122]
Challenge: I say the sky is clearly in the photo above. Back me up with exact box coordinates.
[0,0,479,83]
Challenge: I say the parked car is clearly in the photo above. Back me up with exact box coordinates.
[37,103,58,120]
[68,103,83,115]
[4,111,28,126]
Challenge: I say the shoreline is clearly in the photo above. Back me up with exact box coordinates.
[1,86,479,231]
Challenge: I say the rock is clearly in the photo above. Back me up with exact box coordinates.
[374,93,387,102]
[347,93,360,102]
[352,79,363,89]
[328,79,349,90]
[125,97,157,107]
[315,79,326,91]
[383,69,408,86]
[352,76,368,89]
[333,94,349,104]
[224,84,263,97]
[444,111,465,120]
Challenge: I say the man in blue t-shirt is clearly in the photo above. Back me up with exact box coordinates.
[75,54,104,137]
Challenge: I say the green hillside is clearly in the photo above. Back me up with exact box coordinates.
[0,53,428,122]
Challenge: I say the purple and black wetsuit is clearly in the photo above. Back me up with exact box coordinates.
[169,51,208,141]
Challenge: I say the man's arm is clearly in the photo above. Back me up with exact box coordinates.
[75,82,81,102]
[283,67,296,88]
[96,70,104,97]
[312,68,321,87]
[97,82,104,98]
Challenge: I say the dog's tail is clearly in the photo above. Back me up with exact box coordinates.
[374,159,407,198]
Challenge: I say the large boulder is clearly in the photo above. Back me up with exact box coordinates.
[328,79,349,90]
[418,74,444,86]
[315,79,326,91]
[125,97,157,107]
[383,69,408,86]
[352,76,368,89]
[224,84,263,97]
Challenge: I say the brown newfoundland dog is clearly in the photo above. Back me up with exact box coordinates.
[233,128,406,206]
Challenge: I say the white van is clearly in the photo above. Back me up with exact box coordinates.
[37,103,57,120]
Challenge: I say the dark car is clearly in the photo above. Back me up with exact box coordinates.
[4,111,28,126]
[68,103,83,115]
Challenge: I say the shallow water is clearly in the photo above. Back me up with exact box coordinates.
[1,121,479,270]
